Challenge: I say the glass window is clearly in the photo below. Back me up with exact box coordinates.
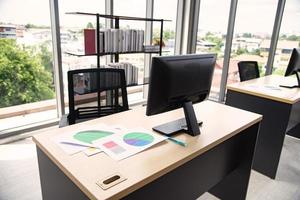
[228,0,278,85]
[196,0,231,100]
[58,0,106,112]
[153,0,177,56]
[273,0,300,75]
[0,0,56,132]
[114,0,147,103]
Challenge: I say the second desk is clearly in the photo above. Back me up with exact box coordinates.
[226,74,300,179]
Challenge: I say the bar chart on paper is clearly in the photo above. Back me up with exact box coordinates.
[103,141,126,154]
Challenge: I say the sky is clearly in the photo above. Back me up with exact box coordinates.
[0,0,299,34]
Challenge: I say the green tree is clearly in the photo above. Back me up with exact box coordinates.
[287,34,300,41]
[86,22,94,29]
[153,29,175,46]
[280,34,287,40]
[38,42,53,73]
[163,29,175,40]
[0,39,54,107]
[242,33,252,38]
[236,47,248,55]
[203,32,223,52]
[252,49,261,56]
[25,23,50,29]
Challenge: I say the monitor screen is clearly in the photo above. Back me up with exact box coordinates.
[285,48,300,77]
[146,54,216,136]
[147,54,216,116]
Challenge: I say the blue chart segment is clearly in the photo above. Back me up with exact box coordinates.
[123,132,154,147]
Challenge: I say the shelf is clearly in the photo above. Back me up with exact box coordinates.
[65,51,161,57]
[128,83,149,87]
[74,83,148,95]
[66,12,171,22]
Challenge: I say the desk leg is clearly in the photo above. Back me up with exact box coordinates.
[287,123,300,139]
[226,90,291,179]
[209,123,258,200]
[123,123,259,200]
[36,147,89,200]
[286,101,300,139]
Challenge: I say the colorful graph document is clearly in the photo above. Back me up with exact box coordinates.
[93,128,167,160]
[52,124,116,155]
[246,84,282,92]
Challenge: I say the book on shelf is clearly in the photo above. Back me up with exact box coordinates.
[104,62,139,86]
[84,29,96,54]
[144,45,160,52]
[84,28,145,54]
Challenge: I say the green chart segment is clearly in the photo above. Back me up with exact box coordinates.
[123,132,154,147]
[73,130,114,144]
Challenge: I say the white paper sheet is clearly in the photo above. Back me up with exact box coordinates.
[52,124,116,155]
[93,128,167,161]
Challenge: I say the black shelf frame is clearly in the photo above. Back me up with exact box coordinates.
[66,12,169,108]
[65,51,161,57]
[66,12,171,22]
[66,12,168,68]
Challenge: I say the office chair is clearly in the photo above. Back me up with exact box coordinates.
[65,68,129,125]
[238,61,260,82]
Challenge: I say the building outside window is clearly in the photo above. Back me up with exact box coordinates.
[196,0,231,100]
[228,0,278,85]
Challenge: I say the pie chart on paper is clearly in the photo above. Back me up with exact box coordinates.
[73,130,114,144]
[123,132,154,147]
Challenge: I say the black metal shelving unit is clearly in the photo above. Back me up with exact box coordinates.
[65,12,171,69]
[65,12,170,110]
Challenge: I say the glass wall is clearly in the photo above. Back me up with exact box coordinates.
[1,0,299,136]
[59,0,106,112]
[273,0,300,75]
[196,0,231,100]
[153,0,177,56]
[228,0,278,85]
[114,0,147,103]
[0,0,56,132]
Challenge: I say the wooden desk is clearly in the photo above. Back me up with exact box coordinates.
[226,75,300,179]
[33,101,261,200]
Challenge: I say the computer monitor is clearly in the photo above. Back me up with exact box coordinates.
[280,48,300,88]
[146,53,216,136]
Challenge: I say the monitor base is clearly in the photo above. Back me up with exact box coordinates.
[152,118,203,136]
[280,71,300,89]
[279,84,300,89]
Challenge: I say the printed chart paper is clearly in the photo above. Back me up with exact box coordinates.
[83,147,102,157]
[52,124,116,155]
[93,128,167,160]
[245,84,282,92]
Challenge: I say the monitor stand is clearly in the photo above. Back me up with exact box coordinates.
[152,101,202,136]
[279,72,300,89]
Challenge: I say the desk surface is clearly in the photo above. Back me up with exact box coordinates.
[33,101,261,200]
[227,75,300,104]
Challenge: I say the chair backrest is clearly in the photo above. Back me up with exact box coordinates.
[237,61,260,82]
[67,68,129,125]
